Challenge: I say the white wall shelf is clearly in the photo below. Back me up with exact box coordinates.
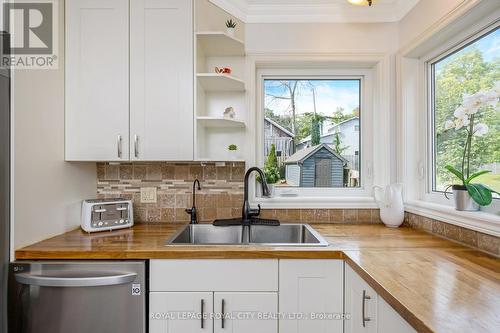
[197,73,245,91]
[196,31,245,56]
[197,116,246,128]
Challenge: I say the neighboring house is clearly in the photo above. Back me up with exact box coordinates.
[296,117,360,171]
[285,143,348,187]
[264,117,295,165]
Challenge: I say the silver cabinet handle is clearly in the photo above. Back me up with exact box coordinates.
[94,208,107,213]
[117,135,122,158]
[200,299,205,329]
[15,272,137,288]
[134,134,139,158]
[221,298,226,329]
[362,290,371,327]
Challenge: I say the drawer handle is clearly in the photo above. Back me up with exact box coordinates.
[200,299,204,329]
[117,135,122,158]
[362,290,371,327]
[15,272,137,287]
[221,298,225,329]
[134,135,139,158]
[94,209,106,213]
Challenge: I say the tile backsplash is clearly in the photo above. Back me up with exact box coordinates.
[96,162,382,224]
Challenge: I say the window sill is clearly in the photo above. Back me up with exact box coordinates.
[253,196,378,209]
[405,200,500,237]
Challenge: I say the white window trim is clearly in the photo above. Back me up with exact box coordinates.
[246,55,393,209]
[397,9,500,236]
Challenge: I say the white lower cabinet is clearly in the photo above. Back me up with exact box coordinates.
[214,293,278,333]
[279,260,344,333]
[345,264,416,333]
[150,292,213,333]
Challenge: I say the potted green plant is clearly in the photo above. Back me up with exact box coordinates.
[225,19,237,37]
[443,85,499,211]
[228,144,238,160]
[256,144,280,197]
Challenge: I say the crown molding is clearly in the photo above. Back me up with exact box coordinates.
[209,0,420,23]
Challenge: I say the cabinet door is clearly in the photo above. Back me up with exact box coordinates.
[345,265,377,333]
[214,292,278,333]
[65,0,129,161]
[377,297,416,333]
[130,0,194,161]
[149,292,212,333]
[279,260,344,333]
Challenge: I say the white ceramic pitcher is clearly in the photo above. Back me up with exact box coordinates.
[373,183,404,228]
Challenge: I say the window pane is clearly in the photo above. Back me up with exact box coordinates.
[433,28,500,197]
[264,79,361,188]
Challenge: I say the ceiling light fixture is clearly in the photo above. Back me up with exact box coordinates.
[347,0,376,6]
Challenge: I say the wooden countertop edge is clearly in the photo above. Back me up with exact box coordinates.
[344,255,433,333]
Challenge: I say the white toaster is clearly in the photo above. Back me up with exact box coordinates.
[81,198,134,233]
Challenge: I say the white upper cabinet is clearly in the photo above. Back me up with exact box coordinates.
[279,260,344,333]
[130,0,194,161]
[65,0,130,161]
[66,0,194,161]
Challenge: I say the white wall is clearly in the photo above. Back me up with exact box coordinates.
[12,0,96,249]
[246,22,399,54]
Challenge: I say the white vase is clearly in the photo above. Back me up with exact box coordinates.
[228,150,238,160]
[373,183,405,228]
[226,27,235,37]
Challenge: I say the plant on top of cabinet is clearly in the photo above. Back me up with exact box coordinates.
[225,18,237,37]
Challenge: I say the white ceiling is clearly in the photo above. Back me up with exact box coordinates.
[209,0,421,23]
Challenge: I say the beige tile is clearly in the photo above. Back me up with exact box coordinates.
[174,165,188,180]
[189,165,203,180]
[97,163,105,180]
[286,209,302,222]
[105,164,119,180]
[230,194,243,208]
[315,209,329,222]
[477,233,500,255]
[458,228,478,247]
[203,164,216,180]
[133,165,147,179]
[147,208,161,222]
[119,165,133,180]
[175,193,189,208]
[420,217,433,232]
[146,164,162,180]
[329,209,343,223]
[358,209,372,223]
[158,194,175,208]
[444,223,460,241]
[300,209,316,222]
[200,208,217,221]
[160,208,175,222]
[230,164,245,181]
[216,208,232,219]
[343,209,358,223]
[260,209,276,219]
[175,208,190,222]
[431,220,446,236]
[133,207,147,223]
[161,164,175,179]
[216,166,230,180]
[371,209,382,224]
[216,193,232,208]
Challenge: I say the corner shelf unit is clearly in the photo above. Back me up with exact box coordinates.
[195,26,247,162]
[196,31,245,57]
[196,73,245,92]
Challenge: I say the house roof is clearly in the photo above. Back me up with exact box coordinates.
[265,117,295,138]
[298,116,359,144]
[285,143,348,165]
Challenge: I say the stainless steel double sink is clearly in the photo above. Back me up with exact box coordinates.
[167,223,329,247]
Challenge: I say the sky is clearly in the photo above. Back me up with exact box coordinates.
[264,80,360,117]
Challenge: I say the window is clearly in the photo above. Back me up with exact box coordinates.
[430,27,499,198]
[263,79,361,188]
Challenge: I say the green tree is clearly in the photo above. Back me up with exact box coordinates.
[262,144,281,184]
[311,115,322,145]
[333,132,349,155]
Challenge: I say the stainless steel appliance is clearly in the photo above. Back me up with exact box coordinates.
[0,30,11,333]
[8,261,146,333]
[81,198,134,232]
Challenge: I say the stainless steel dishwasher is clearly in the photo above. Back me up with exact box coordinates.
[8,261,146,333]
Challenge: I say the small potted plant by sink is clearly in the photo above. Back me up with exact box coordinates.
[443,86,499,210]
[225,19,237,37]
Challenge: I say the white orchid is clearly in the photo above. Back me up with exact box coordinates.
[444,120,455,130]
[454,116,469,130]
[453,106,467,118]
[473,123,489,136]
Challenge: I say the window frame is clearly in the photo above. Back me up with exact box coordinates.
[422,21,500,213]
[253,68,378,208]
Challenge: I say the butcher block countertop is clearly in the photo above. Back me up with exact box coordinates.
[15,223,500,333]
